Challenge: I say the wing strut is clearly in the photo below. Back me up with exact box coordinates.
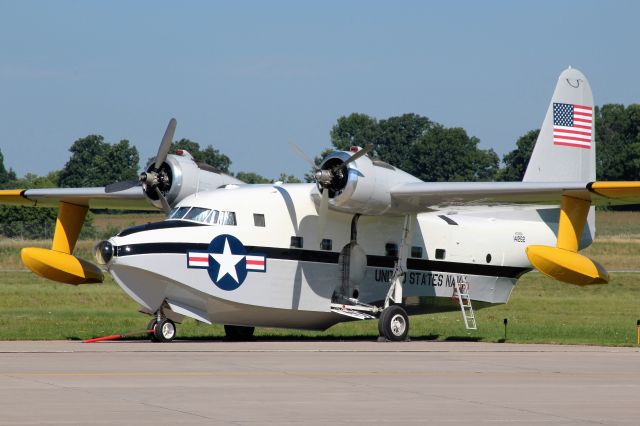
[384,214,416,308]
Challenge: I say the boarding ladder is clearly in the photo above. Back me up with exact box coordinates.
[453,281,477,330]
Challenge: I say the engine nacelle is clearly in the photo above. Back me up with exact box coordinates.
[144,151,244,210]
[318,150,421,215]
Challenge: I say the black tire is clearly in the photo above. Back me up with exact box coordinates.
[379,305,409,342]
[224,325,255,341]
[377,307,390,338]
[147,318,159,342]
[153,318,176,343]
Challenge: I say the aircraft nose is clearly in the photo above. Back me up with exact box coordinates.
[93,240,114,265]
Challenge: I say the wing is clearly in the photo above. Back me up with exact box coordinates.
[390,181,640,211]
[390,180,640,287]
[0,187,157,210]
[0,186,158,286]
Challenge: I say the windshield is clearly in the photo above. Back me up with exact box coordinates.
[166,206,236,226]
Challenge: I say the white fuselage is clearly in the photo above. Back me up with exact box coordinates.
[105,183,576,330]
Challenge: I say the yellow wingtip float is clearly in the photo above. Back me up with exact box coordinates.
[21,202,104,285]
[21,247,103,285]
[526,195,608,285]
[526,245,609,286]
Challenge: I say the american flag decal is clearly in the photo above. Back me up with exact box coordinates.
[553,102,593,149]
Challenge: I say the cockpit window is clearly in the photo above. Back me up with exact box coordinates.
[168,206,190,219]
[205,210,220,225]
[183,207,211,222]
[167,206,236,226]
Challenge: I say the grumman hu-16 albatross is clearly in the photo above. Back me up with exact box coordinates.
[2,67,639,342]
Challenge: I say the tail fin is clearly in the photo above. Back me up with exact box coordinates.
[523,67,595,182]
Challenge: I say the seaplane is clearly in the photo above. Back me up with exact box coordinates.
[1,67,639,342]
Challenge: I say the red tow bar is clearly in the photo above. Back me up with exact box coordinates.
[83,330,153,343]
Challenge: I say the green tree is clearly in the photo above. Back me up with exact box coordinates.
[169,139,231,173]
[330,113,379,150]
[0,204,58,240]
[58,135,139,187]
[375,114,433,172]
[0,169,96,240]
[0,149,17,187]
[275,173,302,183]
[595,104,640,181]
[412,125,498,182]
[497,129,539,181]
[328,113,497,182]
[234,172,271,184]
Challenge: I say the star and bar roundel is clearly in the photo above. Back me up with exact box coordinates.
[186,234,266,291]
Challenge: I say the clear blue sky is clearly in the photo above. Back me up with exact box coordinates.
[1,1,639,180]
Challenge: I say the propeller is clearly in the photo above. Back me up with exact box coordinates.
[105,118,177,213]
[290,143,374,241]
[314,143,374,190]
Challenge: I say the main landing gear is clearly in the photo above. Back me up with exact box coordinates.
[378,305,409,342]
[148,317,176,343]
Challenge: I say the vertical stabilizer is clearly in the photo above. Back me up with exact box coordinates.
[523,67,595,182]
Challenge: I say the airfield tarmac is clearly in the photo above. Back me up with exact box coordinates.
[0,341,637,425]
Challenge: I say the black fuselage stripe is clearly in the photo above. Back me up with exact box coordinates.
[366,255,528,278]
[114,243,529,278]
[115,243,340,264]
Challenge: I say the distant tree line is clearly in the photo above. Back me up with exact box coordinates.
[1,103,639,239]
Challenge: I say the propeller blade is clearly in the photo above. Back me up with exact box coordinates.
[289,142,318,170]
[154,118,177,170]
[154,186,171,213]
[317,188,329,240]
[331,143,374,173]
[104,179,140,194]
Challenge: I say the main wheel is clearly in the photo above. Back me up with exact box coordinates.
[224,325,255,341]
[379,305,409,342]
[153,318,176,343]
[147,318,159,342]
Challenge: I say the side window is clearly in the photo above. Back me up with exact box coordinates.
[385,243,398,257]
[411,246,423,258]
[221,211,237,226]
[253,213,265,227]
[320,239,332,251]
[290,236,303,248]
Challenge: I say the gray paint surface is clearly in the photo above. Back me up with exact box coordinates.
[0,341,637,425]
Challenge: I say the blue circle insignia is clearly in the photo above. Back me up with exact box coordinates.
[206,234,248,291]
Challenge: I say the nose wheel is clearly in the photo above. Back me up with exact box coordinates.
[147,317,176,343]
[378,305,409,341]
